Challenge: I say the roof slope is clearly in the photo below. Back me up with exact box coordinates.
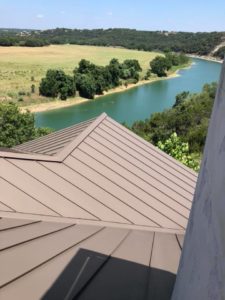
[0,216,183,300]
[0,113,197,232]
[13,117,96,156]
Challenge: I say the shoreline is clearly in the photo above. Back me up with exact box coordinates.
[20,72,181,114]
[187,54,223,64]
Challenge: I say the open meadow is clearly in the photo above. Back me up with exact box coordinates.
[0,45,160,104]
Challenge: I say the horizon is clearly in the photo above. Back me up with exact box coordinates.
[1,0,225,32]
[1,27,225,34]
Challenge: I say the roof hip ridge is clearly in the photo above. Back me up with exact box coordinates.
[57,113,108,161]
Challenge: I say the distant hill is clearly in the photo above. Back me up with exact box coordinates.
[0,28,225,56]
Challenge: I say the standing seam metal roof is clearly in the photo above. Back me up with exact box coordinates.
[13,117,96,156]
[0,113,196,299]
[0,217,183,300]
[0,113,197,232]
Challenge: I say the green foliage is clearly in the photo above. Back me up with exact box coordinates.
[157,133,200,171]
[73,58,142,99]
[107,58,121,87]
[131,82,217,154]
[144,69,152,80]
[0,28,223,55]
[173,91,190,108]
[39,69,76,100]
[120,59,141,81]
[150,56,169,77]
[123,59,142,72]
[0,103,52,147]
[150,53,190,77]
[23,39,49,47]
[76,74,96,99]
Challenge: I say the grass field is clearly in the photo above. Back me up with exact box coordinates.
[0,45,160,104]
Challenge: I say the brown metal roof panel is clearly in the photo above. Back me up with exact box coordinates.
[0,218,38,231]
[13,118,96,155]
[0,218,182,300]
[0,148,22,154]
[111,229,154,264]
[0,226,129,300]
[72,148,190,219]
[43,161,157,227]
[89,131,194,200]
[0,221,73,251]
[64,156,181,229]
[15,121,91,148]
[176,234,184,248]
[0,201,13,212]
[0,224,102,288]
[65,152,187,227]
[0,159,101,219]
[43,226,130,300]
[75,231,178,300]
[0,177,58,216]
[57,113,108,161]
[97,124,196,189]
[147,232,182,300]
[106,116,197,178]
[150,232,181,274]
[15,130,81,154]
[0,160,68,217]
[62,230,154,300]
[83,136,193,204]
[8,159,98,221]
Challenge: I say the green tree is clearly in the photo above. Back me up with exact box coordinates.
[150,56,170,77]
[173,91,190,108]
[107,58,121,87]
[77,59,95,74]
[123,59,142,72]
[77,74,96,99]
[157,133,200,171]
[144,69,151,80]
[39,69,76,100]
[0,103,52,148]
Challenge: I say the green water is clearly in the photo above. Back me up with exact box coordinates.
[35,58,222,130]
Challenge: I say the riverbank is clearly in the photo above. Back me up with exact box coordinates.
[35,58,221,129]
[20,72,181,113]
[187,54,223,64]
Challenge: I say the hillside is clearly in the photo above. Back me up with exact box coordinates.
[0,28,225,56]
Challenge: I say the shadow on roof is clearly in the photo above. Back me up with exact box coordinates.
[42,248,176,300]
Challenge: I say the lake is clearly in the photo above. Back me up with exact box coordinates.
[35,58,222,130]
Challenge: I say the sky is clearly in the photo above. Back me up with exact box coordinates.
[0,0,225,32]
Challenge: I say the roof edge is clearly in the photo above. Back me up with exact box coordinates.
[0,211,185,235]
[0,150,61,162]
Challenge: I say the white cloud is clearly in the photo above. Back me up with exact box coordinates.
[60,11,66,15]
[36,14,44,19]
[107,11,113,16]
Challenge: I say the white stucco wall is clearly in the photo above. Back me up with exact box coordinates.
[172,61,225,300]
